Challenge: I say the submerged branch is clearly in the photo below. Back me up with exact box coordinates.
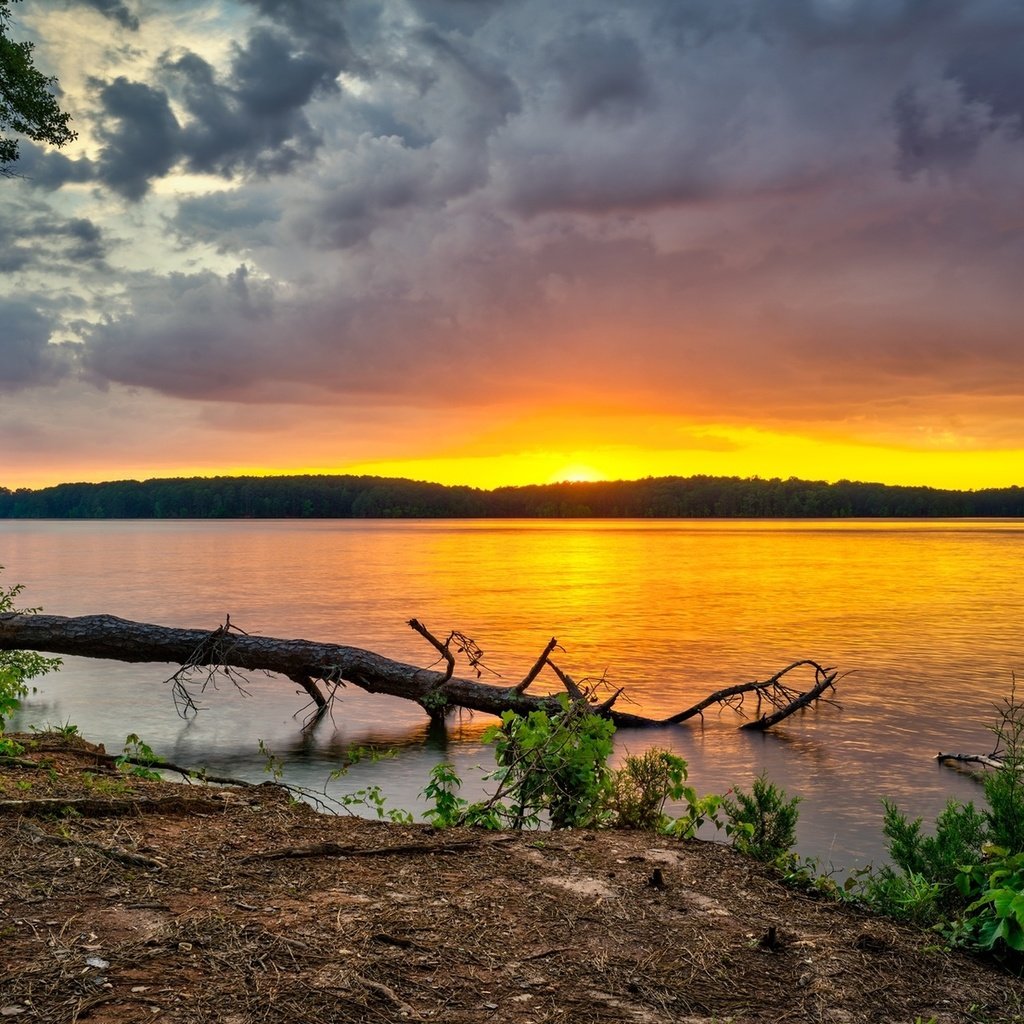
[0,612,840,732]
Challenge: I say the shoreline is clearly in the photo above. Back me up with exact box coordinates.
[2,732,1023,1023]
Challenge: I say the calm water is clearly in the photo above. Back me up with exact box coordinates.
[2,518,1021,872]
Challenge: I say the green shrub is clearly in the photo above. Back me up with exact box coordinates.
[880,797,988,913]
[612,749,689,830]
[484,695,616,829]
[0,571,61,731]
[953,850,1024,957]
[984,684,1024,854]
[722,773,800,862]
[857,868,943,924]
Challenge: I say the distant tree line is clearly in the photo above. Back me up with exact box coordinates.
[1,474,1022,519]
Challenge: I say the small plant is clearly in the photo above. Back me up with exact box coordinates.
[116,733,162,781]
[422,762,470,828]
[339,784,414,824]
[859,869,943,924]
[722,773,800,862]
[35,719,80,739]
[80,771,130,796]
[0,571,62,731]
[953,849,1024,955]
[0,730,25,757]
[611,749,690,831]
[984,681,1024,853]
[258,738,285,780]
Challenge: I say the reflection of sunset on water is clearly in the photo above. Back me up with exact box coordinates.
[3,518,1020,870]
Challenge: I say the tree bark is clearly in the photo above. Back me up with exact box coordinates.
[0,612,839,731]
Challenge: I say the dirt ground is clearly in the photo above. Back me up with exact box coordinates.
[2,734,1023,1024]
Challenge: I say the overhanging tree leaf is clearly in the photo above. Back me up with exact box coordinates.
[0,0,76,173]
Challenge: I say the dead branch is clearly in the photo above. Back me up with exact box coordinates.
[515,637,560,693]
[240,834,517,863]
[545,658,587,701]
[408,618,455,683]
[937,752,1004,770]
[0,795,226,817]
[740,662,840,731]
[0,612,841,732]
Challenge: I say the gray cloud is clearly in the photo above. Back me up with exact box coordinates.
[0,205,108,270]
[0,300,73,391]
[548,29,650,122]
[94,77,181,199]
[15,143,95,192]
[165,27,338,178]
[6,0,1024,467]
[78,0,140,30]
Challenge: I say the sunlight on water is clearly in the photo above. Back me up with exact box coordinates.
[2,518,1021,871]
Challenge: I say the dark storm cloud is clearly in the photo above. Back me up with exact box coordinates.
[94,77,181,200]
[948,40,1024,127]
[548,30,650,121]
[164,28,338,177]
[79,263,460,401]
[0,301,73,391]
[17,0,1024,441]
[14,143,95,192]
[172,189,280,250]
[90,19,344,198]
[892,87,989,179]
[240,0,355,65]
[77,0,140,31]
[0,205,108,269]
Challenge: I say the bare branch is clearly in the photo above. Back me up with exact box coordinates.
[408,618,455,684]
[515,637,559,694]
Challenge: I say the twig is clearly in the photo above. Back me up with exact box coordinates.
[21,821,165,869]
[240,833,517,863]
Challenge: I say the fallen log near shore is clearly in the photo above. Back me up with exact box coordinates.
[0,612,839,731]
[937,751,1005,771]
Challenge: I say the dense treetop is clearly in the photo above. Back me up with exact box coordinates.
[0,474,1021,519]
[0,0,76,172]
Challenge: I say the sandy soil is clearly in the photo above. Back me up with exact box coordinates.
[1,733,1022,1024]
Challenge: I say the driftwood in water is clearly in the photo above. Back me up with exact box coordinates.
[937,752,1005,771]
[0,612,839,731]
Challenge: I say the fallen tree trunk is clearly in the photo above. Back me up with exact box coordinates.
[0,612,839,731]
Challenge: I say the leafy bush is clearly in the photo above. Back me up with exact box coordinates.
[856,685,1024,959]
[722,773,800,862]
[953,850,1024,956]
[612,748,689,830]
[877,797,988,915]
[0,570,61,732]
[984,684,1024,853]
[484,694,616,829]
[855,868,943,924]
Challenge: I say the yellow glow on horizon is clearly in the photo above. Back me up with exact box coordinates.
[6,420,1022,493]
[325,417,1024,492]
[549,465,607,484]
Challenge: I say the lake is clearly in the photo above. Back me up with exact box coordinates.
[2,518,1021,872]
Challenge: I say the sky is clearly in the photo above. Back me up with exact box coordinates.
[3,0,1024,492]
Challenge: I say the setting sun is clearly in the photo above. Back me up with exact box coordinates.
[549,465,606,484]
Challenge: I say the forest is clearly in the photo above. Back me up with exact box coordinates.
[1,473,1023,519]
